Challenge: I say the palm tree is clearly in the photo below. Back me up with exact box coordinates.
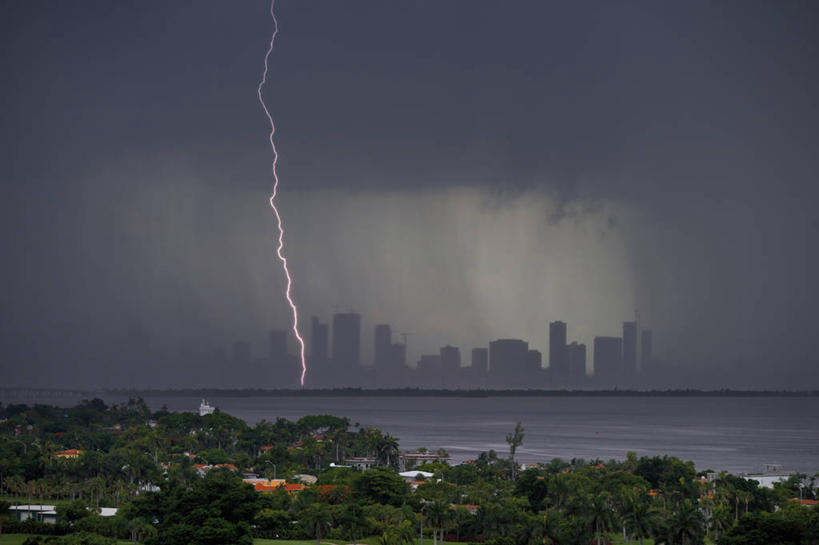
[708,504,733,542]
[377,434,400,467]
[330,427,348,462]
[622,498,658,545]
[301,503,333,545]
[505,421,525,481]
[340,502,366,545]
[586,492,613,545]
[424,501,448,545]
[665,499,705,545]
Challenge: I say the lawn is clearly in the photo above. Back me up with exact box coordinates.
[0,536,132,545]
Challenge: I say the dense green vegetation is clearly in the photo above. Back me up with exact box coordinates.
[1,399,817,544]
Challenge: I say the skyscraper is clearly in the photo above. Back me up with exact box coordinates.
[567,342,587,386]
[309,317,329,386]
[269,330,287,363]
[471,347,488,375]
[526,349,542,374]
[310,317,328,364]
[641,329,653,370]
[374,324,392,368]
[549,321,568,385]
[440,345,461,387]
[489,339,529,387]
[440,345,461,371]
[332,313,361,376]
[622,321,637,381]
[594,336,622,387]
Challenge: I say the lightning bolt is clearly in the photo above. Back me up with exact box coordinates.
[257,0,307,386]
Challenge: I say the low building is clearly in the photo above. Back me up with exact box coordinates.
[9,505,57,523]
[741,464,793,488]
[399,470,434,482]
[243,478,287,493]
[8,505,118,524]
[398,452,450,471]
[55,449,83,459]
[344,457,377,470]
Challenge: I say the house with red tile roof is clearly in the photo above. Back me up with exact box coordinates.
[55,449,83,459]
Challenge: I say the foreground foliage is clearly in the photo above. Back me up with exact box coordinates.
[1,400,817,545]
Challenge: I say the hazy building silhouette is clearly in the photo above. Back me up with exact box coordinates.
[332,313,361,380]
[311,317,329,362]
[440,345,461,387]
[390,342,406,368]
[594,336,622,387]
[527,349,542,374]
[269,330,287,362]
[641,329,653,369]
[416,354,442,387]
[374,324,392,368]
[567,341,587,386]
[549,321,568,385]
[471,348,488,375]
[440,345,460,371]
[308,318,329,387]
[489,339,529,387]
[230,340,252,388]
[623,321,637,381]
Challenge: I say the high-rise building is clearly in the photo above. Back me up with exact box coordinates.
[489,339,529,386]
[332,313,361,373]
[310,317,328,364]
[440,345,461,387]
[390,343,406,368]
[471,348,488,375]
[308,317,329,386]
[416,354,442,387]
[593,336,622,387]
[374,324,392,368]
[623,321,637,380]
[567,342,587,385]
[440,345,461,371]
[527,349,542,374]
[641,329,653,369]
[549,321,568,385]
[269,330,288,363]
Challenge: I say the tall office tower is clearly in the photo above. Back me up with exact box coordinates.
[440,345,461,371]
[593,336,622,387]
[310,317,329,364]
[567,342,587,385]
[269,330,288,362]
[308,317,329,386]
[471,348,488,375]
[439,345,461,387]
[526,349,542,373]
[332,313,361,375]
[549,321,568,385]
[622,321,637,381]
[489,339,529,387]
[641,329,653,369]
[374,324,392,368]
[416,354,442,387]
[390,343,406,368]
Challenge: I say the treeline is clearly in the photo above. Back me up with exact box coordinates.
[1,400,818,545]
[106,388,819,397]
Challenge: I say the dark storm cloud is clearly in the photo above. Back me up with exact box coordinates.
[1,1,818,389]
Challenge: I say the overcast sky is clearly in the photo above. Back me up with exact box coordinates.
[2,1,818,389]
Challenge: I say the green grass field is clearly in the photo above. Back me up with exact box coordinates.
[0,533,713,545]
[0,536,132,545]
